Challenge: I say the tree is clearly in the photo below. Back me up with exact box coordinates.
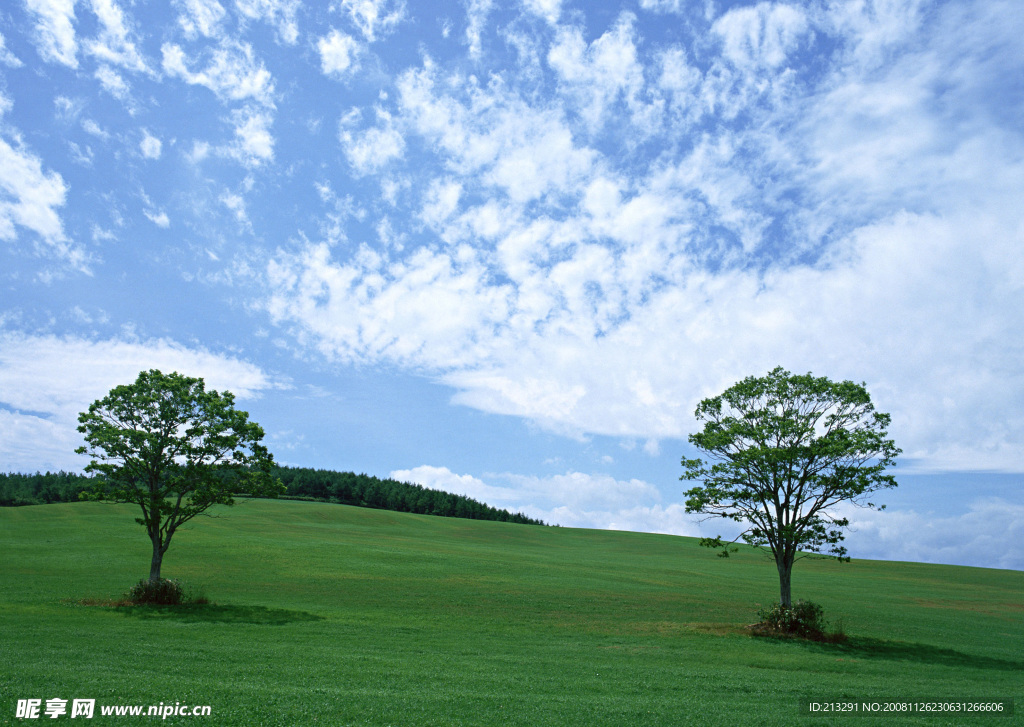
[681,367,900,608]
[77,369,284,583]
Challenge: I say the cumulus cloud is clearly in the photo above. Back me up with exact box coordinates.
[0,332,280,472]
[25,0,78,68]
[220,190,249,226]
[161,40,275,107]
[341,0,405,42]
[227,106,275,166]
[94,65,131,100]
[144,209,170,227]
[0,122,84,269]
[522,0,561,26]
[85,0,151,74]
[140,130,162,159]
[419,177,462,228]
[263,0,1024,477]
[340,109,405,175]
[836,499,1024,571]
[174,0,227,39]
[390,464,692,534]
[548,13,651,134]
[711,3,809,71]
[318,29,359,77]
[464,0,493,59]
[235,0,300,44]
[161,39,277,168]
[397,64,597,203]
[637,0,684,13]
[391,465,519,506]
[0,32,24,67]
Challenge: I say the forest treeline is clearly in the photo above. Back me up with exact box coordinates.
[0,467,545,526]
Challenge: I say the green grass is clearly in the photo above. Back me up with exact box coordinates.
[1,500,1021,726]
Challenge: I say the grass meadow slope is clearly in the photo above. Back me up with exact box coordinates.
[1,500,1021,726]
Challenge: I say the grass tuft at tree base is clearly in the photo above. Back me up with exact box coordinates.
[750,599,849,643]
[66,578,211,607]
[124,577,211,606]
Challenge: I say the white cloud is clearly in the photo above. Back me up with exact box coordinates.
[267,150,1024,473]
[235,0,300,45]
[390,464,691,534]
[187,140,212,164]
[340,109,404,175]
[160,38,279,164]
[0,332,279,472]
[266,241,512,369]
[140,130,162,159]
[227,106,275,166]
[81,119,109,139]
[174,0,227,39]
[94,65,131,100]
[0,128,83,269]
[548,13,651,134]
[826,0,926,71]
[161,41,275,107]
[25,0,78,68]
[712,3,809,70]
[419,177,462,228]
[318,29,359,77]
[503,470,663,512]
[220,190,249,226]
[144,209,170,227]
[391,465,518,506]
[397,64,598,203]
[85,0,151,74]
[341,0,405,42]
[638,0,684,13]
[836,499,1024,571]
[0,32,24,67]
[522,0,560,25]
[463,0,493,59]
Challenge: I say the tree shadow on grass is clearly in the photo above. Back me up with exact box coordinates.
[803,636,1023,672]
[115,603,325,626]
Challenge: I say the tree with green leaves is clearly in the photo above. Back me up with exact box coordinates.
[681,367,900,608]
[77,369,284,584]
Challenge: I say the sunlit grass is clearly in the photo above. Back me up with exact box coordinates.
[2,500,1020,725]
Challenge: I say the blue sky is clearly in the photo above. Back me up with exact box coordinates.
[1,0,1022,570]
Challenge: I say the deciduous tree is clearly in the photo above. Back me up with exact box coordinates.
[682,367,900,607]
[77,369,283,583]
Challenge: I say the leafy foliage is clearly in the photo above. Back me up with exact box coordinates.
[0,471,93,506]
[755,600,826,638]
[682,367,900,606]
[125,578,186,605]
[76,369,284,582]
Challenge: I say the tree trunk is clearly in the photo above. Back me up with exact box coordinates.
[149,539,164,583]
[777,557,793,608]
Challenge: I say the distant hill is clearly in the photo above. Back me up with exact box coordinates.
[0,466,545,526]
[269,466,544,525]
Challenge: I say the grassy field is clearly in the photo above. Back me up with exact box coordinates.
[1,500,1021,726]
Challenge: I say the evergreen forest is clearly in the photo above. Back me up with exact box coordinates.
[0,467,545,526]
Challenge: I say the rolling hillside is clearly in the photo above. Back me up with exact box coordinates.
[1,500,1020,725]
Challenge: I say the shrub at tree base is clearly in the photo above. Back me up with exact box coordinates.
[752,600,843,641]
[123,578,210,606]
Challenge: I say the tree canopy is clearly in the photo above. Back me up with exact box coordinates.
[681,367,900,607]
[77,369,283,583]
